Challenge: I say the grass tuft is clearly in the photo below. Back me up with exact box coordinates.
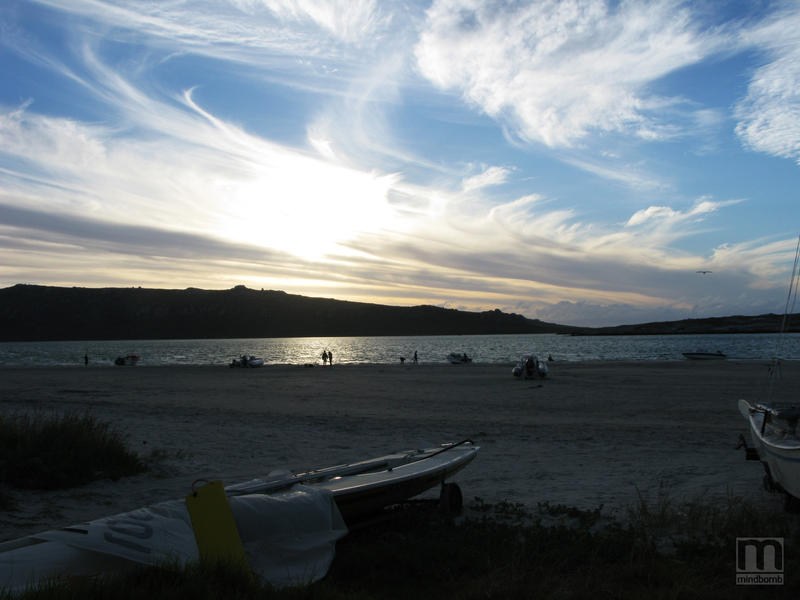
[0,412,146,490]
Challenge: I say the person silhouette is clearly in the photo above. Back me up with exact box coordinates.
[327,350,333,365]
[413,350,418,364]
[321,350,327,365]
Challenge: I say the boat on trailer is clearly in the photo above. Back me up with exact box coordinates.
[512,355,548,379]
[737,231,800,509]
[228,439,478,522]
[739,399,800,508]
[0,441,478,592]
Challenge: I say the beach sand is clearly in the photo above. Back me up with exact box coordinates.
[1,359,797,542]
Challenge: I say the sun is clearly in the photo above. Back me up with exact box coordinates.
[216,159,398,260]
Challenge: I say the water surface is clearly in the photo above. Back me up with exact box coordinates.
[2,332,798,367]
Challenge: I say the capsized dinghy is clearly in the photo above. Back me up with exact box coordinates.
[0,441,478,593]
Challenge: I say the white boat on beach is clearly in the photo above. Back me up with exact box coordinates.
[0,441,478,593]
[512,355,548,379]
[738,399,800,507]
[737,231,800,509]
[228,439,478,521]
[447,352,472,364]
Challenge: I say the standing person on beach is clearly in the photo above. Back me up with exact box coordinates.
[321,350,327,365]
[84,352,88,367]
[328,350,333,365]
[413,350,418,364]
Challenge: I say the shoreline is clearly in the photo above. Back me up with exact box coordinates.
[2,360,797,543]
[0,356,796,371]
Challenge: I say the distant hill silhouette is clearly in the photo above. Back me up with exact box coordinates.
[1,284,795,342]
[0,284,579,342]
[569,313,800,336]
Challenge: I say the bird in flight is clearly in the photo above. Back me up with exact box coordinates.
[696,270,712,274]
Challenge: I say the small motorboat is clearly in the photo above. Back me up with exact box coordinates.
[114,354,139,366]
[682,351,726,360]
[738,399,800,508]
[447,352,472,364]
[0,441,477,592]
[230,355,265,368]
[512,355,548,379]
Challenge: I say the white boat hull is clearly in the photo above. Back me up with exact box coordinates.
[0,442,478,593]
[739,399,800,499]
[227,441,478,522]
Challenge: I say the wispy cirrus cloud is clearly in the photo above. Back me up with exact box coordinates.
[625,198,735,228]
[461,165,511,192]
[414,0,731,148]
[29,0,394,71]
[734,5,800,164]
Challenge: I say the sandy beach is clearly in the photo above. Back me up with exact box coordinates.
[1,359,798,543]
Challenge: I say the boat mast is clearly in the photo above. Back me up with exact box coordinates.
[768,232,800,402]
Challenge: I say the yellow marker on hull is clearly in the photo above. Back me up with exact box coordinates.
[185,480,249,568]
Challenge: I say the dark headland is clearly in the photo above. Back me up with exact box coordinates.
[0,284,797,342]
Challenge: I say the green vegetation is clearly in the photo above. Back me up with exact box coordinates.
[4,494,798,599]
[0,412,145,491]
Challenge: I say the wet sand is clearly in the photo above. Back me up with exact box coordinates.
[1,360,797,542]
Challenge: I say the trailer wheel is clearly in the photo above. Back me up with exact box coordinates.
[439,482,463,514]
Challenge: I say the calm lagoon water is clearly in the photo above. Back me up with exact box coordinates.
[1,332,799,367]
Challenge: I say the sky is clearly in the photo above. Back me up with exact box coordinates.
[1,0,799,327]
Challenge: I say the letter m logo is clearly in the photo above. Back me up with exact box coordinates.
[737,538,784,573]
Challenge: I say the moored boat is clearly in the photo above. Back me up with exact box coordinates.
[114,354,139,366]
[682,351,726,360]
[230,355,264,368]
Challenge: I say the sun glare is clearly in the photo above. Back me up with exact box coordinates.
[216,161,397,260]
